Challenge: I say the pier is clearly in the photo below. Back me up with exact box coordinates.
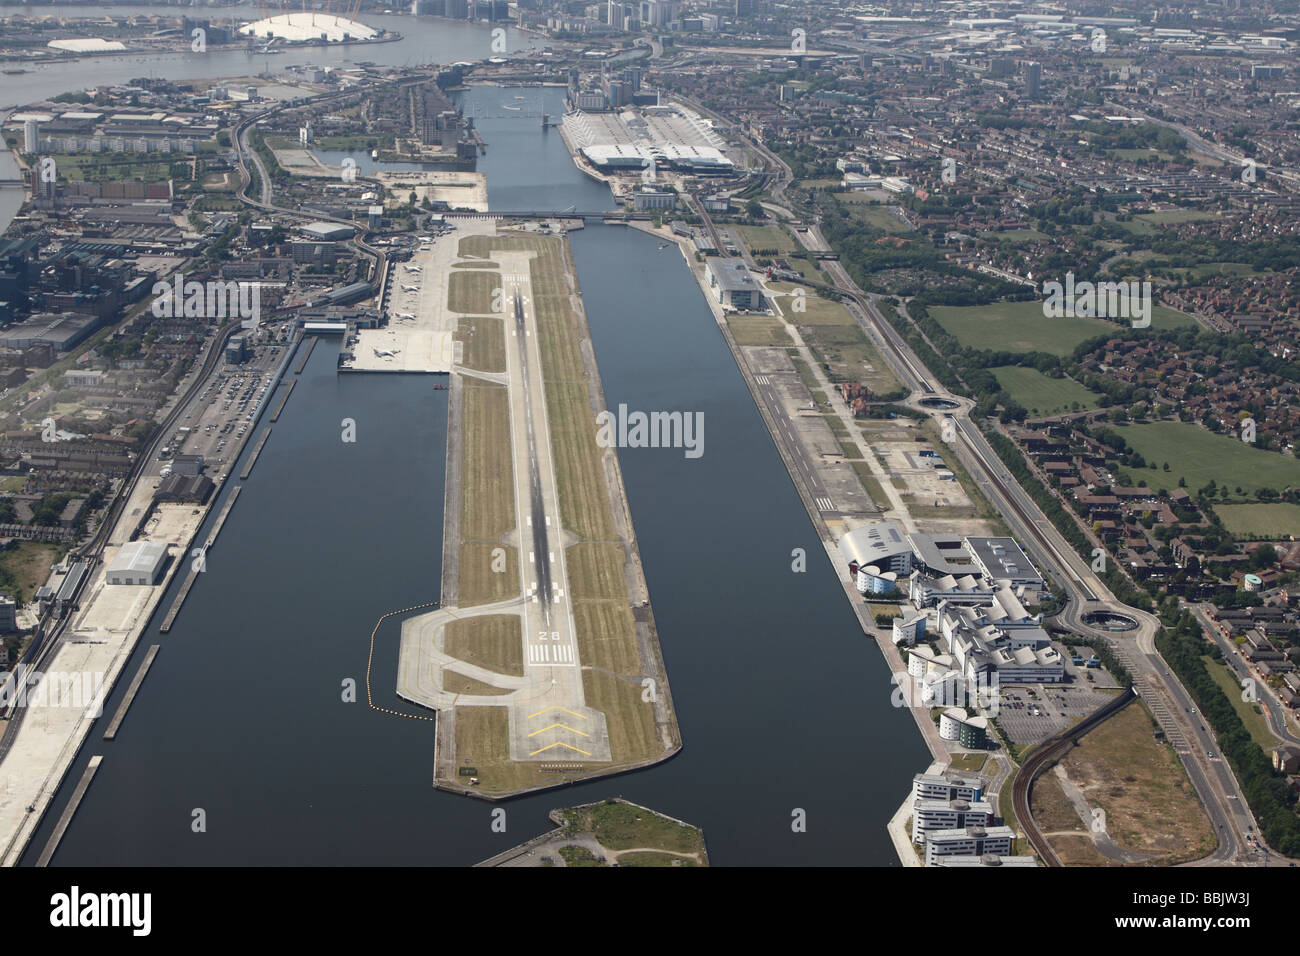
[269,379,295,422]
[35,755,102,867]
[158,486,242,634]
[103,645,161,741]
[294,336,318,375]
[241,429,272,481]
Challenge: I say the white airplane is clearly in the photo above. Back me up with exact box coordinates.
[404,265,422,273]
[395,312,416,319]
[400,284,419,292]
[417,236,433,243]
[373,348,401,358]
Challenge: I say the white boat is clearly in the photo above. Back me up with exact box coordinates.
[503,105,521,111]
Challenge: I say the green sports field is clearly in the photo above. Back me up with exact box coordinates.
[1214,503,1300,538]
[929,300,1196,355]
[1114,422,1300,494]
[991,366,1105,415]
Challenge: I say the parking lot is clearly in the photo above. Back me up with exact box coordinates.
[996,665,1124,748]
[161,337,287,483]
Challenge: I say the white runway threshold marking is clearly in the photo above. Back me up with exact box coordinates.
[816,497,835,511]
[527,644,576,665]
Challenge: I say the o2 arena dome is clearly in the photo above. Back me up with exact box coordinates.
[239,13,380,43]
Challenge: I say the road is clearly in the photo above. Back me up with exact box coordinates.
[1190,602,1300,748]
[795,221,1265,865]
[0,318,241,761]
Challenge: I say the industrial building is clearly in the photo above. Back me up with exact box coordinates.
[704,258,761,310]
[0,312,103,352]
[580,142,733,174]
[107,540,169,586]
[299,222,354,242]
[155,474,214,504]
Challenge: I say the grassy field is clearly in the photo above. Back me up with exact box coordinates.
[725,314,794,347]
[0,541,64,603]
[1202,655,1276,750]
[769,282,900,393]
[930,300,1195,356]
[837,197,914,232]
[455,315,505,373]
[1215,502,1300,537]
[443,615,524,677]
[1116,209,1218,235]
[454,707,537,793]
[458,233,662,771]
[442,669,513,696]
[732,224,796,253]
[1034,700,1215,865]
[991,366,1105,415]
[850,462,889,511]
[1115,421,1300,494]
[616,850,701,866]
[947,753,988,773]
[447,269,500,314]
[1029,768,1107,865]
[560,799,707,857]
[457,382,516,607]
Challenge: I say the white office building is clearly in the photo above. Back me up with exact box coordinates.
[912,771,984,803]
[913,798,994,843]
[924,825,1015,865]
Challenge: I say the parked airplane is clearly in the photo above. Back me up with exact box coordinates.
[373,348,401,358]
[417,236,433,243]
[404,265,422,273]
[395,312,416,319]
[400,284,419,292]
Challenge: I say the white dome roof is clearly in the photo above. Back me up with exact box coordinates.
[239,13,378,42]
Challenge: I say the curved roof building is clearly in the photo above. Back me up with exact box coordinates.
[239,13,379,43]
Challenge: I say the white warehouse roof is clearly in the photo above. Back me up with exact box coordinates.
[48,38,128,53]
[108,540,168,576]
[580,143,733,170]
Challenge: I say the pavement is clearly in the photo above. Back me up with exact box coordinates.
[396,232,611,764]
[346,223,490,373]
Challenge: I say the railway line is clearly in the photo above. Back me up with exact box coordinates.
[0,319,241,753]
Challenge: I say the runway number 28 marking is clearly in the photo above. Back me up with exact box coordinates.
[539,631,560,641]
